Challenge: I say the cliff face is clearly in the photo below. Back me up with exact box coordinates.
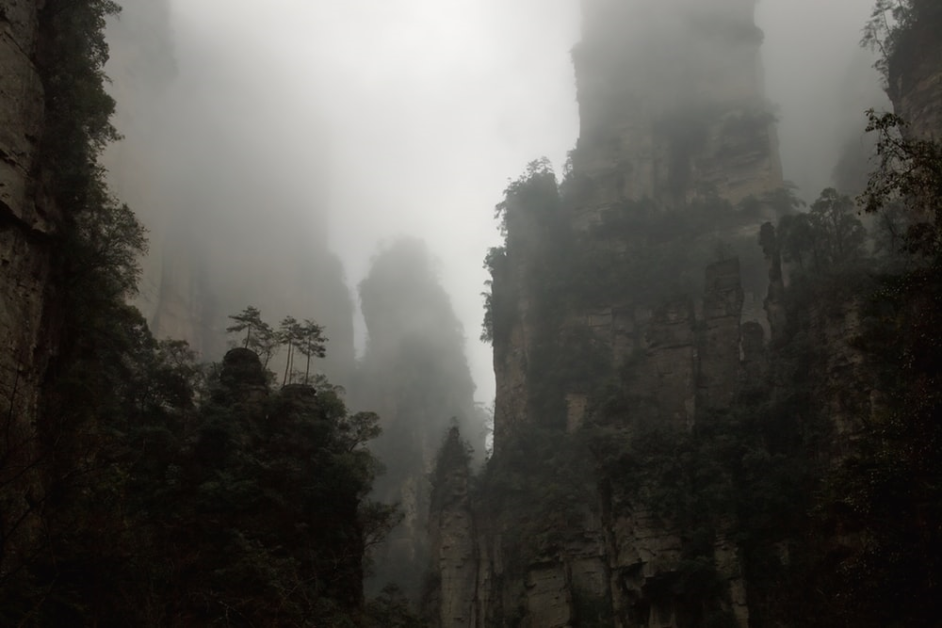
[450,259,754,628]
[355,239,484,600]
[0,1,57,564]
[0,0,51,428]
[429,2,803,627]
[888,9,942,139]
[426,427,479,628]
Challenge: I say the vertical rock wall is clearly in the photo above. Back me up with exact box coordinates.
[491,173,560,447]
[888,11,942,140]
[0,0,56,575]
[0,0,52,424]
[698,258,746,411]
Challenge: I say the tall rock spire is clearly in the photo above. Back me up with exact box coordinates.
[570,0,782,225]
[436,3,790,626]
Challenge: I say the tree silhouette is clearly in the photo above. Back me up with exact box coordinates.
[226,307,269,349]
[277,316,301,386]
[296,319,327,385]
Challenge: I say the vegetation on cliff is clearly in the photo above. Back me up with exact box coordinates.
[472,41,942,623]
[864,0,942,88]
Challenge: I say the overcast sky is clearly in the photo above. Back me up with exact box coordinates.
[167,0,883,405]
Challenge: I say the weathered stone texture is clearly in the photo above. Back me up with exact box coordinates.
[698,258,745,411]
[0,0,57,579]
[714,531,750,627]
[629,299,698,429]
[1,0,51,433]
[492,304,530,447]
[524,566,572,628]
[565,392,588,432]
[571,0,782,227]
[428,446,478,628]
[447,2,787,626]
[0,1,44,229]
[808,299,874,458]
[610,510,683,582]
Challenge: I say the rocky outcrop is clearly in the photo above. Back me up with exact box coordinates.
[807,297,875,459]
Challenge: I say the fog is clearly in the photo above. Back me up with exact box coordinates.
[757,0,890,200]
[352,237,486,596]
[106,0,889,411]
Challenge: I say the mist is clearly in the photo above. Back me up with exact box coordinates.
[104,0,895,422]
[352,237,485,596]
[105,0,581,405]
[757,0,890,199]
[3,0,929,620]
